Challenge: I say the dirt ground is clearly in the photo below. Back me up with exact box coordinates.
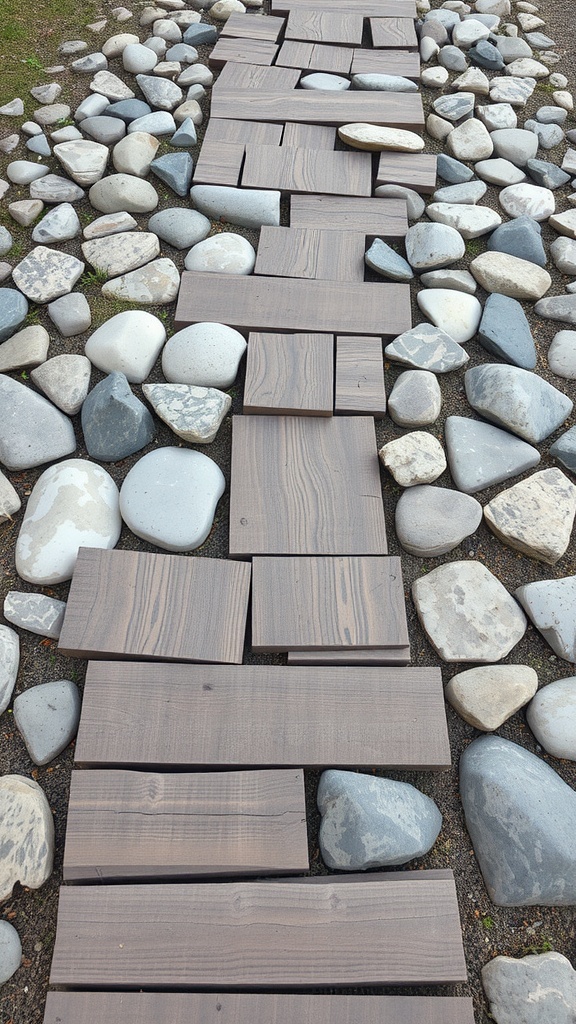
[1,0,576,1021]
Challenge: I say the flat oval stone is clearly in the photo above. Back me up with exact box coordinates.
[89,173,159,213]
[82,231,160,279]
[446,665,538,731]
[184,233,256,274]
[470,251,551,299]
[0,374,76,470]
[143,382,231,443]
[417,288,482,344]
[85,310,166,382]
[0,775,54,901]
[120,447,225,551]
[162,322,247,387]
[432,180,487,204]
[81,114,127,145]
[0,921,21,984]
[351,73,417,91]
[499,182,555,221]
[0,625,19,715]
[474,157,526,185]
[465,364,573,443]
[426,202,501,238]
[396,484,482,556]
[0,324,49,372]
[14,680,81,766]
[338,123,424,152]
[190,185,280,228]
[83,211,138,239]
[148,207,210,248]
[6,160,49,185]
[82,372,156,461]
[484,468,576,565]
[301,73,350,91]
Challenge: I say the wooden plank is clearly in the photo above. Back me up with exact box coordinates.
[243,333,334,416]
[63,769,309,882]
[49,874,467,988]
[288,647,410,665]
[221,12,286,41]
[174,274,412,338]
[282,122,336,149]
[276,40,353,74]
[370,17,418,48]
[254,227,365,282]
[376,152,437,193]
[335,335,386,416]
[74,661,451,770]
[252,556,408,651]
[43,992,477,1024]
[229,416,387,557]
[213,62,301,92]
[193,140,245,186]
[272,0,417,16]
[211,90,424,130]
[242,145,372,197]
[203,117,283,146]
[58,549,251,665]
[290,195,409,238]
[286,10,364,44]
[209,37,279,69]
[350,48,420,78]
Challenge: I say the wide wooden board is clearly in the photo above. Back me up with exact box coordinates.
[286,10,364,44]
[74,662,451,770]
[209,37,279,69]
[272,0,417,16]
[50,874,467,988]
[242,144,371,196]
[287,647,411,665]
[43,992,476,1024]
[276,40,353,73]
[370,17,418,48]
[175,274,411,338]
[282,122,337,149]
[58,549,251,665]
[221,12,286,41]
[229,416,387,557]
[350,48,420,78]
[63,769,308,881]
[252,556,408,651]
[254,227,365,282]
[204,117,284,146]
[335,335,386,416]
[243,333,334,415]
[290,195,409,238]
[193,140,245,186]
[213,62,301,92]
[376,152,437,193]
[211,90,424,129]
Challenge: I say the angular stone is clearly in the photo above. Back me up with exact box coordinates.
[447,118,494,160]
[47,293,91,338]
[445,415,541,493]
[170,116,197,147]
[432,180,487,205]
[487,216,546,267]
[474,157,526,186]
[211,0,246,17]
[506,57,549,78]
[31,204,82,248]
[85,310,166,383]
[53,140,109,186]
[498,182,555,221]
[495,35,532,62]
[190,185,280,229]
[90,70,135,102]
[0,374,76,470]
[0,288,28,343]
[0,625,19,715]
[419,269,477,293]
[173,98,203,125]
[364,238,413,281]
[0,325,49,373]
[477,101,517,130]
[14,680,81,766]
[385,322,469,373]
[483,952,576,1024]
[0,471,21,522]
[420,67,449,88]
[432,93,476,123]
[426,202,501,238]
[478,293,536,368]
[12,246,84,304]
[148,206,210,249]
[436,153,475,184]
[29,174,85,204]
[106,100,153,125]
[0,775,54,901]
[395,484,482,556]
[143,382,231,443]
[379,431,447,487]
[31,354,91,414]
[404,222,465,270]
[83,211,138,239]
[517,576,576,663]
[438,44,468,72]
[82,232,160,279]
[491,128,539,167]
[183,23,217,45]
[82,372,155,461]
[446,665,538,730]
[484,468,576,565]
[102,257,179,304]
[89,173,159,213]
[535,293,576,325]
[150,151,193,196]
[3,592,66,639]
[426,113,454,141]
[550,426,576,474]
[162,322,246,387]
[547,329,576,379]
[177,63,213,87]
[112,131,160,178]
[8,199,44,228]
[549,209,576,238]
[0,921,21,985]
[417,288,482,344]
[184,233,256,275]
[470,252,551,300]
[81,115,126,145]
[71,52,108,74]
[489,76,536,106]
[465,364,572,443]
[26,135,52,159]
[75,93,110,121]
[526,159,570,191]
[412,561,527,662]
[527,120,565,150]
[387,370,441,427]
[34,103,71,126]
[135,73,182,110]
[127,111,176,136]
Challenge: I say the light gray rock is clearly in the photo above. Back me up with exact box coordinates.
[112,131,160,177]
[191,185,280,228]
[420,66,449,88]
[3,592,67,639]
[491,127,539,167]
[550,426,576,474]
[170,116,197,147]
[82,231,160,279]
[53,140,109,185]
[29,174,85,204]
[419,269,477,293]
[0,471,20,522]
[31,354,91,414]
[0,98,24,116]
[85,310,166,383]
[412,561,527,662]
[0,374,76,471]
[446,665,538,730]
[439,44,468,72]
[71,52,108,73]
[527,677,576,761]
[387,370,441,426]
[447,118,494,160]
[12,246,84,303]
[162,322,246,387]
[465,364,573,443]
[6,160,49,185]
[489,75,536,106]
[535,293,576,326]
[135,73,182,110]
[79,116,127,146]
[483,952,576,1024]
[484,468,576,565]
[89,70,135,101]
[0,289,28,343]
[432,92,476,123]
[474,157,526,186]
[373,185,425,220]
[47,293,91,337]
[102,31,140,58]
[460,735,576,905]
[123,41,159,73]
[426,202,501,239]
[127,111,176,135]
[352,74,418,93]
[526,119,565,149]
[396,484,482,556]
[417,288,482,344]
[445,415,540,493]
[83,211,138,238]
[101,257,179,303]
[31,203,81,244]
[551,238,576,276]
[548,330,576,379]
[0,921,21,984]
[498,182,555,221]
[14,680,81,766]
[148,207,210,248]
[470,252,551,300]
[404,222,465,269]
[477,101,517,130]
[0,775,54,900]
[516,576,576,663]
[8,199,44,228]
[88,173,159,213]
[432,180,487,205]
[82,372,156,461]
[317,770,442,870]
[364,239,413,281]
[0,325,49,373]
[75,93,110,120]
[385,322,469,373]
[0,625,19,715]
[184,233,256,275]
[143,382,231,443]
[0,226,13,256]
[379,431,447,486]
[301,73,350,91]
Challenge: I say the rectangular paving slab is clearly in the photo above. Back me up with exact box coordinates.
[242,144,372,196]
[290,194,409,237]
[335,335,387,416]
[254,227,366,281]
[243,332,335,415]
[211,89,425,129]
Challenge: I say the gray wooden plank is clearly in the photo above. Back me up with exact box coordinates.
[281,122,337,149]
[193,140,245,186]
[254,227,365,282]
[242,144,372,197]
[350,48,420,78]
[272,0,417,16]
[203,117,284,146]
[335,335,386,416]
[210,89,425,129]
[276,40,353,73]
[209,37,279,69]
[376,152,437,193]
[243,332,334,415]
[290,195,409,238]
[286,9,364,44]
[221,12,286,41]
[370,17,418,48]
[287,647,411,665]
[213,62,301,92]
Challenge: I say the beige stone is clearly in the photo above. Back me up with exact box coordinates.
[338,123,424,152]
[470,252,551,299]
[484,468,576,565]
[446,665,538,730]
[379,431,446,486]
[0,325,49,373]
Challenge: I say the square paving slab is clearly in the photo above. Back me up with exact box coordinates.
[243,332,334,415]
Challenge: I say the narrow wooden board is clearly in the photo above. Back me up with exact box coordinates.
[290,195,409,238]
[252,556,408,651]
[63,769,309,882]
[58,549,251,665]
[43,992,477,1024]
[282,122,337,149]
[243,333,334,415]
[211,90,425,130]
[74,662,451,770]
[242,145,372,197]
[286,10,364,44]
[174,274,411,338]
[209,37,279,69]
[276,40,353,73]
[370,17,418,48]
[350,48,420,78]
[272,0,417,16]
[213,62,301,92]
[193,140,245,186]
[221,12,286,41]
[229,416,387,557]
[376,152,437,193]
[288,647,411,665]
[335,335,386,416]
[254,227,365,282]
[49,874,467,988]
[204,117,284,146]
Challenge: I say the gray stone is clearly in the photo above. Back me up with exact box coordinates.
[0,775,54,901]
[177,63,212,87]
[525,30,557,48]
[88,174,159,214]
[47,293,91,337]
[0,471,20,523]
[12,246,84,303]
[483,952,576,1024]
[379,431,447,487]
[31,203,81,244]
[465,364,572,443]
[447,118,494,160]
[490,75,537,106]
[419,269,477,293]
[71,52,108,73]
[75,93,110,120]
[0,98,24,116]
[101,257,180,304]
[129,111,177,136]
[413,561,527,662]
[350,73,417,91]
[478,293,536,368]
[373,184,424,220]
[85,310,166,382]
[30,354,91,415]
[487,216,546,267]
[491,127,539,166]
[426,113,453,142]
[90,70,135,102]
[477,101,517,130]
[29,174,85,204]
[112,131,160,177]
[460,735,576,905]
[34,103,71,126]
[82,372,156,461]
[148,207,210,249]
[538,106,569,123]
[436,153,475,183]
[105,99,152,122]
[432,180,487,204]
[6,160,49,185]
[417,288,482,344]
[385,322,469,373]
[494,35,532,62]
[123,42,159,73]
[0,625,19,715]
[81,115,126,145]
[184,233,256,275]
[395,484,482,556]
[170,116,197,147]
[474,157,526,186]
[445,415,540,493]
[550,426,576,473]
[387,370,441,427]
[484,468,576,565]
[550,209,576,239]
[420,67,449,89]
[0,374,76,470]
[102,31,140,58]
[526,120,565,150]
[498,182,555,221]
[364,239,413,281]
[432,92,475,123]
[535,293,576,326]
[516,576,576,663]
[135,73,182,110]
[8,199,44,227]
[470,251,551,300]
[469,39,505,69]
[404,222,465,269]
[438,45,468,72]
[53,140,109,189]
[299,72,350,91]
[82,232,160,279]
[446,665,538,731]
[528,677,576,761]
[453,19,490,48]
[317,770,442,870]
[0,288,28,343]
[0,226,13,256]
[14,680,81,766]
[191,185,280,229]
[0,134,19,154]
[0,325,49,373]
[526,159,570,191]
[3,592,66,639]
[0,921,21,984]
[143,382,231,443]
[150,152,193,196]
[162,322,246,387]
[426,202,501,239]
[183,23,217,44]
[548,329,576,378]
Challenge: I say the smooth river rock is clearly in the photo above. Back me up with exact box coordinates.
[395,485,482,556]
[85,310,166,382]
[417,288,482,344]
[190,185,280,228]
[527,677,576,761]
[162,322,247,387]
[337,123,424,152]
[0,625,19,715]
[445,416,540,493]
[515,576,576,663]
[13,680,81,766]
[483,952,576,1024]
[0,775,54,901]
[446,665,538,731]
[0,374,76,471]
[465,364,573,443]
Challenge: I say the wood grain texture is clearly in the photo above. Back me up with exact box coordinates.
[210,90,424,129]
[242,145,371,197]
[272,0,417,16]
[276,40,353,73]
[286,9,364,44]
[212,62,301,92]
[254,227,365,282]
[63,769,308,881]
[209,37,279,69]
[221,12,286,41]
[74,661,451,770]
[229,415,387,557]
[243,333,334,415]
[43,992,476,1024]
[193,140,245,186]
[204,117,284,146]
[350,48,420,78]
[49,875,467,987]
[376,152,437,193]
[57,549,251,665]
[174,274,412,338]
[335,335,386,416]
[370,17,418,48]
[252,556,408,651]
[287,647,411,665]
[281,122,337,149]
[290,195,409,238]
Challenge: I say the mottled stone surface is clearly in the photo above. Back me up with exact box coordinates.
[101,257,179,303]
[3,592,66,639]
[385,322,469,373]
[483,952,576,1024]
[82,231,160,279]
[0,625,19,715]
[516,576,576,663]
[14,680,81,766]
[143,382,231,443]
[12,245,84,303]
[0,325,49,373]
[396,485,482,556]
[379,431,447,487]
[0,775,54,901]
[387,370,441,426]
[484,468,576,565]
[527,677,576,761]
[446,665,538,731]
[470,252,551,300]
[184,233,256,275]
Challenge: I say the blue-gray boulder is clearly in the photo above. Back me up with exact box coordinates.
[0,288,28,343]
[465,364,573,443]
[150,153,193,197]
[487,216,546,268]
[81,371,155,462]
[478,293,537,368]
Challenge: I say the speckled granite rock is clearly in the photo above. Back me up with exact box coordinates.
[0,775,54,901]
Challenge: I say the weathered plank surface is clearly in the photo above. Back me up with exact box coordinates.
[281,122,337,149]
[370,17,419,48]
[335,335,386,416]
[243,333,334,415]
[49,874,467,988]
[254,227,365,282]
[252,556,408,651]
[193,140,245,186]
[286,9,364,44]
[58,549,251,665]
[242,144,372,196]
[376,152,437,193]
[204,117,284,146]
[229,416,387,557]
[290,195,409,238]
[63,769,309,881]
[209,37,279,69]
[212,62,301,92]
[74,662,451,770]
[43,992,477,1024]
[276,40,353,73]
[175,274,412,338]
[221,12,286,41]
[272,0,417,17]
[350,48,420,78]
[211,90,424,129]
[287,647,411,665]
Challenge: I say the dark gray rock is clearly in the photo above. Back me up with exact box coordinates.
[0,288,28,342]
[483,951,576,1024]
[550,426,576,473]
[81,371,156,462]
[150,152,193,197]
[535,294,576,326]
[105,99,152,123]
[445,416,541,493]
[487,216,546,268]
[478,293,537,369]
[526,158,571,190]
[183,23,218,45]
[465,364,573,443]
[460,734,576,906]
[13,680,81,766]
[469,40,505,70]
[437,153,475,183]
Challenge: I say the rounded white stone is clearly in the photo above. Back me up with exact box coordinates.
[548,331,576,379]
[210,0,246,18]
[499,182,555,221]
[300,73,351,91]
[162,322,247,387]
[85,310,166,382]
[379,431,447,486]
[184,233,255,274]
[89,173,159,213]
[338,123,424,152]
[527,677,576,760]
[417,288,482,344]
